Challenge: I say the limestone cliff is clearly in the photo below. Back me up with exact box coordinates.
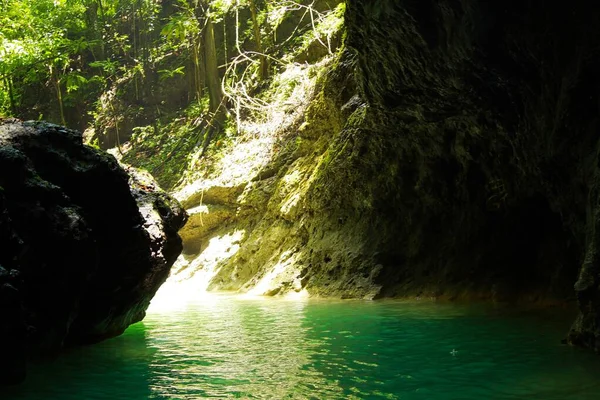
[172,0,600,351]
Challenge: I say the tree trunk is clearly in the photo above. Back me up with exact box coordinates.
[202,16,226,155]
[249,0,268,79]
[204,17,223,117]
[95,0,106,60]
[192,39,204,101]
[201,17,225,153]
[193,1,226,154]
[3,77,16,116]
[50,65,66,126]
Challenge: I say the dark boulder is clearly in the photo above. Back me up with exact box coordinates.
[0,119,187,384]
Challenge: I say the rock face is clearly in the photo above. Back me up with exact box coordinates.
[174,1,600,351]
[0,119,186,384]
[337,0,600,349]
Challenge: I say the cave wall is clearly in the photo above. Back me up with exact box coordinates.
[175,0,600,349]
[311,0,599,300]
[329,0,600,344]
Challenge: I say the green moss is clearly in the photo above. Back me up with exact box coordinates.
[297,2,345,55]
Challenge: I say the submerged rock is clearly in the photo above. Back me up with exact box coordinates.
[0,119,187,384]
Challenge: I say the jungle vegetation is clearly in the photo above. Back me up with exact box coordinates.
[0,0,344,187]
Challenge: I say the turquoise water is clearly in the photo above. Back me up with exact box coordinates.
[3,294,600,399]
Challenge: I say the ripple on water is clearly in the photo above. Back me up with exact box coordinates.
[2,295,600,399]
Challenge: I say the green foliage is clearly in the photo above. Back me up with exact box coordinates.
[305,2,345,48]
[89,60,120,76]
[122,100,213,189]
[0,0,89,115]
[210,0,235,18]
[158,66,186,81]
[1,0,346,189]
[0,0,166,121]
[159,9,200,51]
[65,72,88,93]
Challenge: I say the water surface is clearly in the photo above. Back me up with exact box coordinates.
[2,294,600,399]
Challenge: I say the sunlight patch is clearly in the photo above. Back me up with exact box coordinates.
[148,229,245,312]
[246,250,303,296]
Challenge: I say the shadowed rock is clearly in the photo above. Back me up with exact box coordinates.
[0,119,187,385]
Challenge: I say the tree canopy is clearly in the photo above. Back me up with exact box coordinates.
[0,0,345,186]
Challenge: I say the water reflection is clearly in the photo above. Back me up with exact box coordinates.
[2,296,600,399]
[1,324,155,400]
[143,295,344,399]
